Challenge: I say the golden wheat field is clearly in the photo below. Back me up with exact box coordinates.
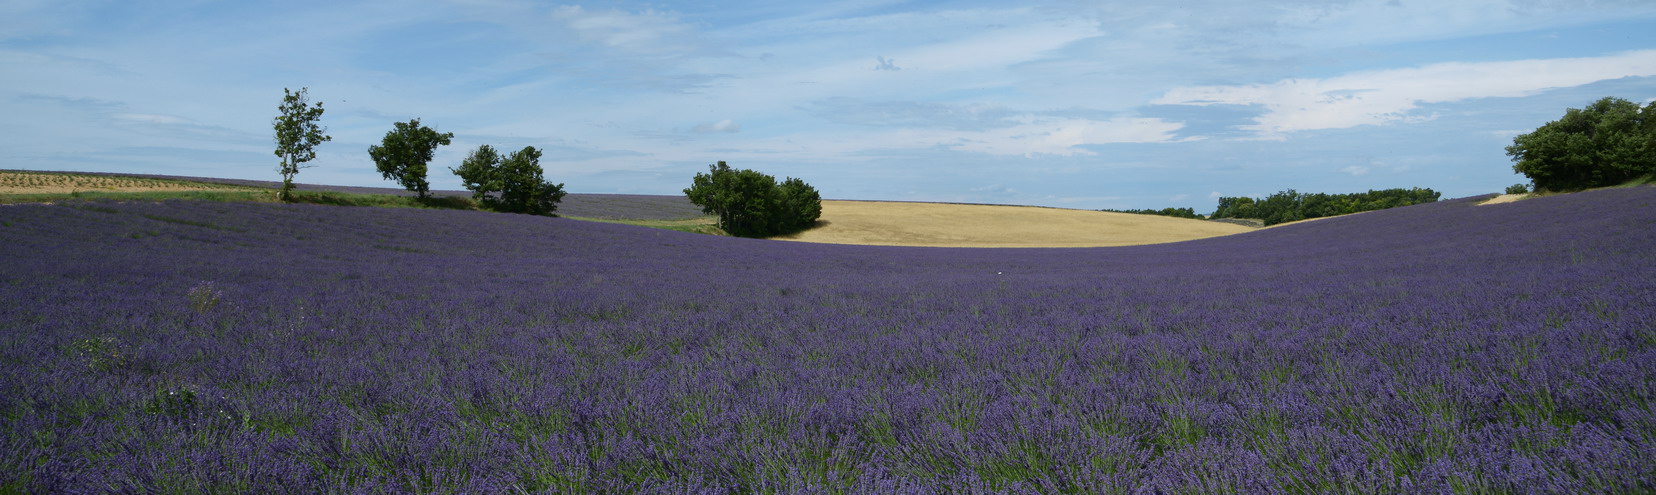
[1478,193,1531,205]
[0,172,252,195]
[771,200,1256,248]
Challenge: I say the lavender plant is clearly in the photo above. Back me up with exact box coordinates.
[1,189,1653,492]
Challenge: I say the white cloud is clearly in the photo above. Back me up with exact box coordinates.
[941,117,1186,156]
[1155,50,1656,138]
[672,115,1184,160]
[1340,165,1371,176]
[692,119,741,133]
[1170,193,1190,201]
[550,6,699,57]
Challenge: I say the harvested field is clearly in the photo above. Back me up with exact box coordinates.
[0,171,256,194]
[772,200,1256,247]
[1480,193,1530,205]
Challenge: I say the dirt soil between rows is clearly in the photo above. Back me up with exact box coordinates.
[771,200,1257,248]
[1478,193,1530,205]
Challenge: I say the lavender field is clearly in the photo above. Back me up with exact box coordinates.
[2,188,1653,493]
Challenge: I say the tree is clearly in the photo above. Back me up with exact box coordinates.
[451,145,567,215]
[368,119,453,199]
[1212,196,1258,220]
[684,161,821,238]
[272,87,331,202]
[453,144,501,202]
[1507,97,1656,192]
[772,177,823,233]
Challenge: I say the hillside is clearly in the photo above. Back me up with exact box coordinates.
[1,186,1652,491]
[3,171,1260,246]
[0,170,707,220]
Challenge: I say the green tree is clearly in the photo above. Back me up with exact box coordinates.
[451,145,566,215]
[453,144,502,201]
[1211,196,1257,220]
[271,87,331,202]
[684,161,821,238]
[771,177,822,233]
[368,119,453,199]
[1507,97,1656,192]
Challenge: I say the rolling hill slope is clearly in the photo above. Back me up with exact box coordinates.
[1,187,1652,492]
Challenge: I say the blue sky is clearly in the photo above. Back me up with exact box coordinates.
[3,0,1654,210]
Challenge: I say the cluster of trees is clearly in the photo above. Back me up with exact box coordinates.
[271,90,566,215]
[1507,96,1656,192]
[368,118,567,216]
[1211,188,1440,226]
[273,91,823,229]
[684,162,821,238]
[1098,207,1200,219]
[450,145,566,216]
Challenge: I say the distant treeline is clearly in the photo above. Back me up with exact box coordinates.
[1098,207,1200,219]
[1211,187,1441,226]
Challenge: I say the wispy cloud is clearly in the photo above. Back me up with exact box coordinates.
[550,6,704,58]
[692,119,742,133]
[1155,50,1656,138]
[947,117,1187,156]
[798,116,1187,157]
[801,98,1018,130]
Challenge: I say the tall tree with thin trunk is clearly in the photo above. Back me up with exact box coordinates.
[272,87,331,202]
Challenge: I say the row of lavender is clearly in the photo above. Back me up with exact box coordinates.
[1,189,1652,492]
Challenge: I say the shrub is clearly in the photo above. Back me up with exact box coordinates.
[684,162,821,237]
[1505,184,1530,195]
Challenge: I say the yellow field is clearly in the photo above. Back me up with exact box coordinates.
[771,200,1256,248]
[0,172,253,194]
[1478,193,1529,205]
